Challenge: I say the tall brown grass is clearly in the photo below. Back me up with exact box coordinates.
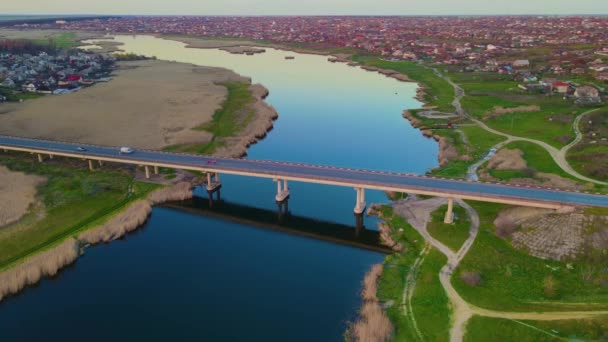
[348,264,393,342]
[0,239,79,302]
[378,222,404,252]
[80,182,193,245]
[0,182,193,302]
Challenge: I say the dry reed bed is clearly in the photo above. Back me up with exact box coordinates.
[0,239,79,302]
[80,182,193,244]
[0,182,193,302]
[349,264,393,342]
[378,222,404,253]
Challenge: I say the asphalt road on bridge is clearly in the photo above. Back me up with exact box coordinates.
[1,135,607,208]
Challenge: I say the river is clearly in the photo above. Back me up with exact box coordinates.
[0,36,437,341]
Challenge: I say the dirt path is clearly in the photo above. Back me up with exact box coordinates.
[392,196,608,341]
[433,69,607,186]
[402,244,431,341]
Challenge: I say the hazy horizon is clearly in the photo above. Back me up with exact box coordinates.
[2,0,608,16]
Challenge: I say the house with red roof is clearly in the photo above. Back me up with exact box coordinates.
[551,81,569,94]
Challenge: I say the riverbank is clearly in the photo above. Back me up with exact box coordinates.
[0,179,193,303]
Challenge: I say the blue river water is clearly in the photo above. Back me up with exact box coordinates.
[0,36,438,341]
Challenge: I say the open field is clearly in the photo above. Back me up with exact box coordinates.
[0,29,103,43]
[0,60,246,150]
[485,141,577,183]
[464,315,608,341]
[447,70,594,149]
[567,108,608,180]
[452,201,608,312]
[427,204,471,252]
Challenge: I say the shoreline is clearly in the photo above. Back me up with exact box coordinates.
[213,83,279,158]
[0,181,194,303]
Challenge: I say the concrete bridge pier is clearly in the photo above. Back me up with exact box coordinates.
[275,179,290,221]
[154,165,159,175]
[354,187,366,229]
[144,166,151,179]
[444,197,454,224]
[37,153,44,163]
[206,173,222,207]
[88,159,94,171]
[98,160,103,167]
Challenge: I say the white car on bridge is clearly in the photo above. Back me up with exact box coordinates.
[119,147,134,154]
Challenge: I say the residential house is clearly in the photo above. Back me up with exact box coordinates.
[24,83,37,93]
[552,81,570,94]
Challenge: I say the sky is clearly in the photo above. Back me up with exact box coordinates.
[1,0,608,16]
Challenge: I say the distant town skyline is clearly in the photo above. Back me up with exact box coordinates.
[2,0,608,16]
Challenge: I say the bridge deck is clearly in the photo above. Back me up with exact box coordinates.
[1,135,608,209]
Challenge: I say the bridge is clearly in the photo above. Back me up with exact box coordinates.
[2,135,608,226]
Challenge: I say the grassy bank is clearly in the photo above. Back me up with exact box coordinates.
[431,125,506,179]
[0,154,158,271]
[464,315,608,341]
[376,206,425,341]
[410,248,450,341]
[350,56,454,113]
[452,201,608,312]
[427,204,470,252]
[165,81,254,155]
[375,206,452,341]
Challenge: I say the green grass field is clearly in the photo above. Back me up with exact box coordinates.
[376,206,452,341]
[0,154,158,271]
[165,81,254,155]
[452,201,608,312]
[376,207,426,341]
[410,248,450,342]
[33,32,79,50]
[567,108,608,181]
[498,141,573,179]
[448,70,590,149]
[464,315,608,342]
[427,204,471,252]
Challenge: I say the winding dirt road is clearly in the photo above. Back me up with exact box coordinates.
[392,197,608,341]
[432,69,606,186]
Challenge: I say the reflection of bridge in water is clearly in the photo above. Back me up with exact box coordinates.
[3,134,608,230]
[162,196,392,254]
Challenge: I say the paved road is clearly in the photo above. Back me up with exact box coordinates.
[1,135,608,208]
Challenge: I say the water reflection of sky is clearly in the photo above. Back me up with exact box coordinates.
[102,35,439,225]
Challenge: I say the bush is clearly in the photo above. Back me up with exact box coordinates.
[461,271,482,287]
[494,215,518,238]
